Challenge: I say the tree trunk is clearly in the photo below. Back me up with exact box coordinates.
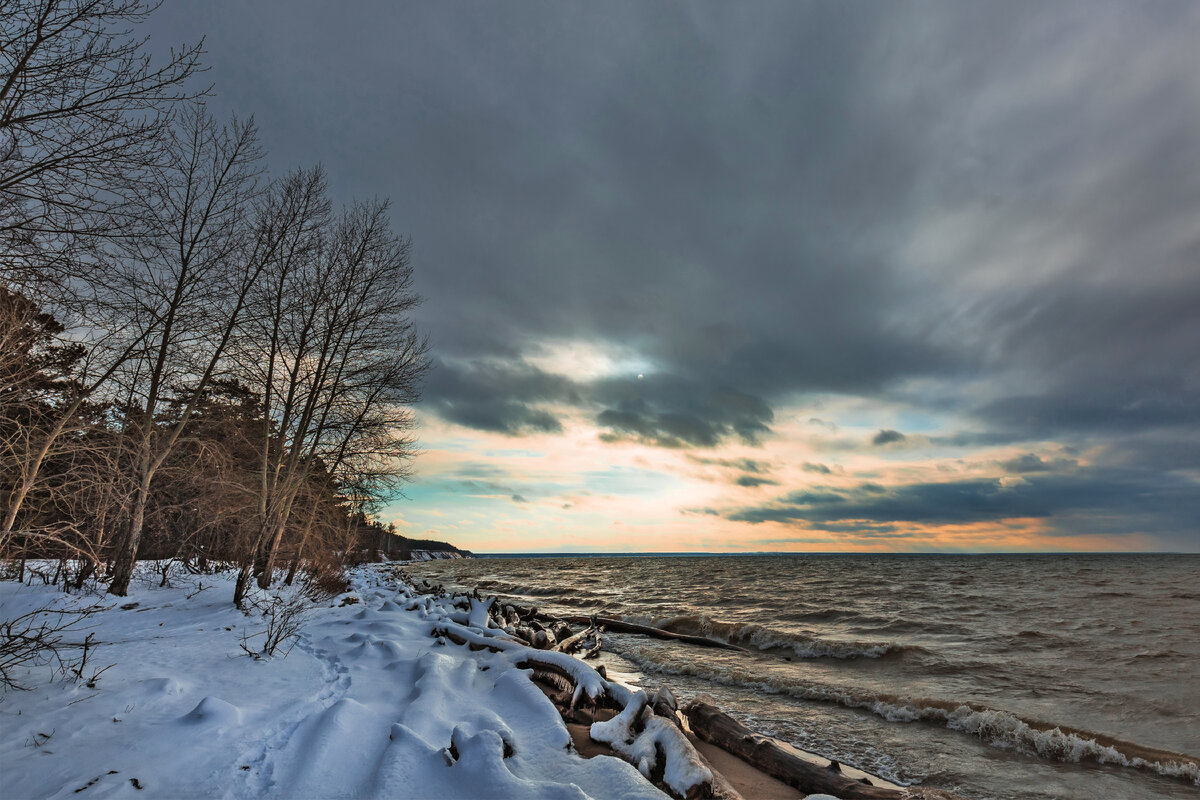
[233,562,253,607]
[563,615,747,652]
[107,470,152,596]
[72,558,96,591]
[283,509,318,586]
[284,555,300,586]
[255,513,290,589]
[1,487,25,537]
[252,520,277,589]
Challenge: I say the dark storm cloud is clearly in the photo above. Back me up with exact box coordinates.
[977,389,1199,439]
[731,481,1045,525]
[141,3,1200,400]
[727,469,1200,546]
[424,359,574,434]
[594,380,774,448]
[142,0,961,404]
[437,400,563,436]
[872,429,907,446]
[142,1,1200,545]
[428,357,774,447]
[689,456,773,474]
[598,408,718,449]
[1000,454,1078,474]
[735,475,778,488]
[927,431,1030,448]
[1094,434,1200,473]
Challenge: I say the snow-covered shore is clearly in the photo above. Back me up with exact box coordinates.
[0,564,671,800]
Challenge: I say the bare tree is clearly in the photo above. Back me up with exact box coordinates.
[1,0,203,280]
[0,0,202,543]
[105,104,263,595]
[2,2,431,604]
[0,285,93,557]
[232,196,428,603]
[0,279,155,548]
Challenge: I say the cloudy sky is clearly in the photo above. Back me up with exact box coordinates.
[146,1,1199,553]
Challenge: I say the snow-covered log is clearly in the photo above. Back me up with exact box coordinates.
[433,617,719,799]
[591,690,714,799]
[467,596,495,629]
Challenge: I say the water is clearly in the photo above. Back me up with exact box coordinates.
[411,554,1200,800]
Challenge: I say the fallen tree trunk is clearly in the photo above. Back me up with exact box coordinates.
[565,615,747,652]
[553,624,596,653]
[684,700,965,800]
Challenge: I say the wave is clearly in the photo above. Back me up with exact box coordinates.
[476,581,588,598]
[865,616,974,635]
[608,646,1200,785]
[635,613,917,660]
[1126,649,1187,662]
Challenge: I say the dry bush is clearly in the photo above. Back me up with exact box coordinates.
[0,600,108,691]
[238,589,313,659]
[302,554,350,599]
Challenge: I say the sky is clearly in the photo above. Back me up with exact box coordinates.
[143,1,1200,553]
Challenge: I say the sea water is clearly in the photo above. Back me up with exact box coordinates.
[412,554,1199,800]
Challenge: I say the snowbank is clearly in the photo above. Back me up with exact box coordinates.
[0,565,667,799]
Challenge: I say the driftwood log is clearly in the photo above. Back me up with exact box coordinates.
[684,700,965,800]
[553,624,596,653]
[579,637,602,659]
[565,615,747,652]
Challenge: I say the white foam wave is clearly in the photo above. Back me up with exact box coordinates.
[609,646,1200,786]
[643,613,907,660]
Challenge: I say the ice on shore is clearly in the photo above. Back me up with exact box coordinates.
[0,565,667,799]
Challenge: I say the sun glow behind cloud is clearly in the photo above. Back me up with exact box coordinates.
[521,339,656,383]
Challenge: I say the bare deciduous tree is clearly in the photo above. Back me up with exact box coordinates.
[1,0,203,278]
[106,105,264,596]
[3,1,431,607]
[233,194,428,603]
[1,0,202,544]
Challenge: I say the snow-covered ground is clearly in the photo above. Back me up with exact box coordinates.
[0,564,671,799]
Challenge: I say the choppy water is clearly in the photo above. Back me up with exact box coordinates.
[412,554,1200,800]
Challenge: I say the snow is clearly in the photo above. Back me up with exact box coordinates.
[0,564,668,799]
[467,596,495,630]
[590,691,712,797]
